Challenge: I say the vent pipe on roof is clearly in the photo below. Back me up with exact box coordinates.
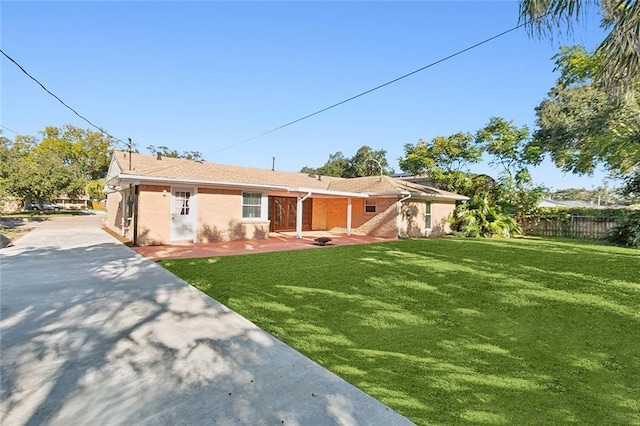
[128,138,133,171]
[272,157,275,171]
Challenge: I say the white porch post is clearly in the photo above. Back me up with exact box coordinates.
[295,192,313,238]
[347,197,352,236]
[296,195,303,239]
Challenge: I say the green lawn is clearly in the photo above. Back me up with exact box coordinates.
[161,238,640,425]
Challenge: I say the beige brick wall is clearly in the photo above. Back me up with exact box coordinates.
[400,200,426,238]
[197,188,269,242]
[399,199,456,237]
[112,184,458,246]
[352,200,398,238]
[106,187,137,240]
[136,185,171,245]
[323,198,349,229]
[429,201,456,236]
[320,196,398,238]
[105,191,124,235]
[311,198,327,230]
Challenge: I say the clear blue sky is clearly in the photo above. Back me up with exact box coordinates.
[1,1,612,190]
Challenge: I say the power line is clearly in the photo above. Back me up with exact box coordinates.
[216,15,549,153]
[0,124,20,135]
[0,48,128,149]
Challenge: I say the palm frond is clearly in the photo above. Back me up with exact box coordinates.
[520,0,640,92]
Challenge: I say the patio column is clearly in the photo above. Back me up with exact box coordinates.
[347,197,352,236]
[296,192,312,239]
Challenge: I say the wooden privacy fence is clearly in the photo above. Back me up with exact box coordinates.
[519,215,618,239]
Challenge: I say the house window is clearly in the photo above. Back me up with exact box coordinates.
[365,199,377,213]
[242,192,262,219]
[425,201,432,229]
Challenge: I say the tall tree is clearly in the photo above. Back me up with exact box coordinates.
[300,146,392,178]
[0,125,114,207]
[344,146,392,177]
[2,136,85,206]
[528,45,640,184]
[476,117,545,213]
[39,125,115,180]
[303,151,349,177]
[398,132,482,192]
[520,0,640,93]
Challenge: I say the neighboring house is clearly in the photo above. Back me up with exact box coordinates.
[392,173,438,188]
[54,194,91,210]
[537,199,632,209]
[104,152,468,246]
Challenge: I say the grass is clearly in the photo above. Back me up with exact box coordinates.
[161,238,640,425]
[0,226,33,241]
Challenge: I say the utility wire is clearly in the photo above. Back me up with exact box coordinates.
[216,14,550,153]
[0,48,128,149]
[0,124,20,135]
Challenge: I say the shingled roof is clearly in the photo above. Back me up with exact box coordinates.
[109,151,341,190]
[327,175,466,199]
[107,151,468,200]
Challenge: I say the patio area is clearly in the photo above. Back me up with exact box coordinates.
[132,232,395,261]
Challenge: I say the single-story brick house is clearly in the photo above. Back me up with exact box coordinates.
[104,151,468,246]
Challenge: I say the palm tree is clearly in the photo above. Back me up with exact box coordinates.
[520,0,640,93]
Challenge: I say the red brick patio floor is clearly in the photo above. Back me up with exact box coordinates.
[132,232,396,261]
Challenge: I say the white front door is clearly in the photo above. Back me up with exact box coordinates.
[170,187,195,242]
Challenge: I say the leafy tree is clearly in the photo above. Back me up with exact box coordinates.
[399,133,481,177]
[476,117,546,213]
[549,187,596,201]
[85,178,106,200]
[317,152,350,177]
[520,0,640,92]
[0,125,114,208]
[300,152,348,177]
[300,146,392,178]
[549,186,615,203]
[39,125,115,180]
[399,123,545,236]
[147,145,204,161]
[344,146,392,177]
[528,45,640,194]
[621,173,640,199]
[399,132,483,195]
[2,138,85,207]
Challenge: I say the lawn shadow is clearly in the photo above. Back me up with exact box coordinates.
[165,238,640,424]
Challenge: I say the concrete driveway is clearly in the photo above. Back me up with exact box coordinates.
[0,216,414,425]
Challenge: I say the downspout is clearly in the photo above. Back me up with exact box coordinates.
[346,197,352,236]
[120,188,127,236]
[132,185,139,246]
[296,191,312,239]
[397,193,412,238]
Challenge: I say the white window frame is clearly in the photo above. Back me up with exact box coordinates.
[242,192,267,220]
[425,201,432,230]
[365,199,377,214]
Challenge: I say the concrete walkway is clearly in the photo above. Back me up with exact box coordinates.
[0,217,414,425]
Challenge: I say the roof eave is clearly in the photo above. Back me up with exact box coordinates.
[287,187,369,198]
[113,173,291,191]
[367,190,469,201]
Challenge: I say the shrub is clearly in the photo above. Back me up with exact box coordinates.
[604,212,640,247]
[451,195,521,238]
